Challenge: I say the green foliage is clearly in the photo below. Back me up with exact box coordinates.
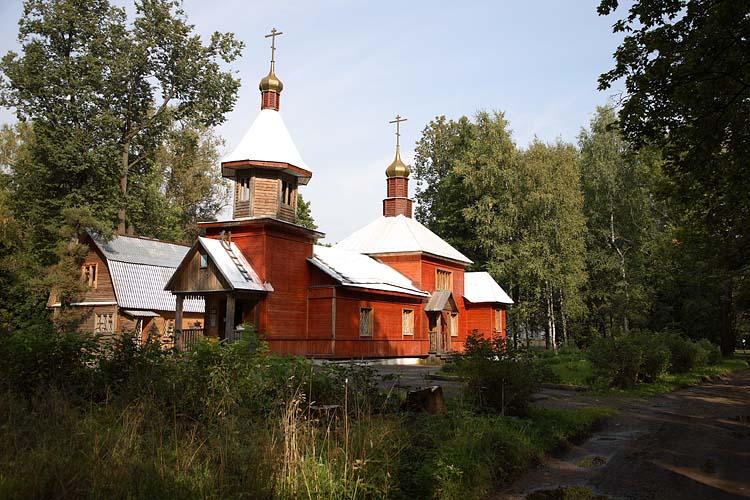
[459,333,540,416]
[598,0,750,354]
[295,193,317,231]
[586,332,724,388]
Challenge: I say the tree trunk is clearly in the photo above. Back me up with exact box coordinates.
[118,143,129,235]
[560,290,568,345]
[609,209,629,334]
[549,285,557,351]
[719,277,735,356]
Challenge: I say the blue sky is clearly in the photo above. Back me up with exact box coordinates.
[0,0,625,242]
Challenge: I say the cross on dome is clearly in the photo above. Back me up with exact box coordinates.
[386,114,410,178]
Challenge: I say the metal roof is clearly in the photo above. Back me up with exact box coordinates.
[464,272,514,304]
[198,237,270,292]
[424,290,458,312]
[310,245,428,297]
[221,108,310,175]
[109,261,204,313]
[121,309,159,317]
[335,215,473,265]
[90,232,190,267]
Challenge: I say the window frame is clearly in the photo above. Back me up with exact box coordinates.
[359,306,374,337]
[494,306,502,334]
[435,268,453,291]
[450,312,459,337]
[94,312,114,334]
[199,251,208,269]
[402,308,414,336]
[82,263,98,289]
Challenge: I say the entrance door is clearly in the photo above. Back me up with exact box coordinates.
[428,313,444,354]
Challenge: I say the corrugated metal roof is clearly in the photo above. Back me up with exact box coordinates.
[464,272,513,304]
[109,261,204,312]
[198,237,269,292]
[310,245,428,297]
[90,232,190,267]
[335,215,473,265]
[121,309,159,317]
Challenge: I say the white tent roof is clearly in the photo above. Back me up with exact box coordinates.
[198,237,271,292]
[464,272,513,304]
[221,108,309,171]
[310,245,428,297]
[335,215,472,265]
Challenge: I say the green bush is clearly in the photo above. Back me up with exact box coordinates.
[634,334,671,382]
[662,333,705,373]
[461,333,539,416]
[587,335,644,388]
[696,338,722,365]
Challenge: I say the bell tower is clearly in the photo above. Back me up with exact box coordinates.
[220,28,312,223]
[383,115,413,218]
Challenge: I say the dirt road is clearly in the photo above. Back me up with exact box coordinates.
[499,370,750,499]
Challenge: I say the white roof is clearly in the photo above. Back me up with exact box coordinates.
[109,261,204,313]
[198,237,270,292]
[91,232,189,267]
[310,245,428,297]
[464,272,513,304]
[222,108,309,171]
[335,215,472,265]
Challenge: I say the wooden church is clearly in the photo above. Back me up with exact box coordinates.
[165,30,513,358]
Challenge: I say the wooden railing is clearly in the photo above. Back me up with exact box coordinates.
[175,328,204,351]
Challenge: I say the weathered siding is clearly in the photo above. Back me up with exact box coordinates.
[168,248,228,292]
[252,174,279,218]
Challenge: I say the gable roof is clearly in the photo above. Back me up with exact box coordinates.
[221,109,310,177]
[88,233,203,313]
[195,237,271,292]
[310,245,428,297]
[464,272,513,304]
[424,290,459,312]
[335,215,472,265]
[91,232,190,267]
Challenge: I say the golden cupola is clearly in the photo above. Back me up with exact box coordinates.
[383,115,414,217]
[385,148,410,178]
[259,69,283,94]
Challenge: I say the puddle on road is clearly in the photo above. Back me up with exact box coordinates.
[525,486,608,499]
[576,456,608,468]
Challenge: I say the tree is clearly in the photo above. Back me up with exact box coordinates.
[578,107,662,338]
[296,194,317,231]
[1,0,243,241]
[598,0,750,354]
[413,115,488,267]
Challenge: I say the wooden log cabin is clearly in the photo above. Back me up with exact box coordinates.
[165,33,513,359]
[49,232,204,343]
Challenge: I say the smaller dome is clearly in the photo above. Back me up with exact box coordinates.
[386,149,410,178]
[259,70,283,93]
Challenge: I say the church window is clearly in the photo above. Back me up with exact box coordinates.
[402,309,414,336]
[82,263,98,288]
[238,176,251,202]
[359,307,373,337]
[450,312,459,337]
[436,269,452,291]
[94,312,114,333]
[199,251,208,269]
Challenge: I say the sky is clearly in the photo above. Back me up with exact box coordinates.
[0,0,626,243]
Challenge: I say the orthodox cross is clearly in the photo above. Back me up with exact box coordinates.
[265,28,283,67]
[389,115,407,149]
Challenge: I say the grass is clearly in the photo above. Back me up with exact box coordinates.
[607,358,748,396]
[392,405,615,499]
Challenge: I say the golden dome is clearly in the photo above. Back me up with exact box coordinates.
[386,148,410,178]
[259,69,283,93]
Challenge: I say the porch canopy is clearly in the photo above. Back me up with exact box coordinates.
[165,236,272,338]
[424,290,458,312]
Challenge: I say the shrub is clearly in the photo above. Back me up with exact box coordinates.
[633,334,670,383]
[461,333,539,416]
[662,333,704,373]
[696,338,722,365]
[587,336,644,388]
